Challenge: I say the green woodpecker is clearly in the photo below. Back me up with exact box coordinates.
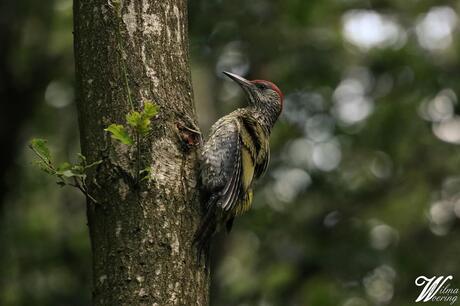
[194,71,283,255]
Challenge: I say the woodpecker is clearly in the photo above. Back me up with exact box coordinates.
[193,71,283,256]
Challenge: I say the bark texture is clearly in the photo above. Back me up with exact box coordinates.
[73,0,208,305]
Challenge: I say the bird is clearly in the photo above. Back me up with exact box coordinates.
[193,71,283,259]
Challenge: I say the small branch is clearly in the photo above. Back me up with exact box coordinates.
[136,132,141,185]
[71,176,99,204]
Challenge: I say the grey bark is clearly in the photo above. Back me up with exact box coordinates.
[73,0,209,305]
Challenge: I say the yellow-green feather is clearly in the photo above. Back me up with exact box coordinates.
[235,189,253,216]
[241,147,255,191]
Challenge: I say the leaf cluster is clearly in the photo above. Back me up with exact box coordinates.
[105,100,159,184]
[29,139,101,202]
[29,101,158,199]
[105,100,158,145]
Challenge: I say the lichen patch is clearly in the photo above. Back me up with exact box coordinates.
[141,45,160,87]
[173,5,181,44]
[122,0,137,39]
[142,13,162,36]
[171,233,180,255]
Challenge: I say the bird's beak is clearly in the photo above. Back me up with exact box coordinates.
[223,71,255,104]
[223,71,252,87]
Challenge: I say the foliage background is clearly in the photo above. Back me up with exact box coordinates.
[1,0,460,305]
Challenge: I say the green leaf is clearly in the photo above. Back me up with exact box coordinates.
[143,100,158,118]
[126,111,151,135]
[125,101,158,136]
[34,161,55,174]
[126,111,142,128]
[57,162,72,172]
[138,118,151,135]
[59,170,76,178]
[105,124,134,145]
[55,162,82,178]
[30,138,52,163]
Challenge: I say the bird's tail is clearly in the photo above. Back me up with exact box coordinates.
[193,194,219,263]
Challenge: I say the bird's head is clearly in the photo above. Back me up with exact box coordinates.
[223,71,283,119]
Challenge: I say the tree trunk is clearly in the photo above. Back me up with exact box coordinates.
[73,0,209,305]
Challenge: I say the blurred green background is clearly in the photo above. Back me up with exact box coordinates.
[2,0,460,305]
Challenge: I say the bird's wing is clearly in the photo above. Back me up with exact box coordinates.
[254,147,269,179]
[240,116,269,180]
[201,118,243,212]
[219,133,242,211]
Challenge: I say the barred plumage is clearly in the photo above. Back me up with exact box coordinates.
[193,72,283,258]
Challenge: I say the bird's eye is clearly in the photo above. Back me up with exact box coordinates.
[255,83,268,90]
